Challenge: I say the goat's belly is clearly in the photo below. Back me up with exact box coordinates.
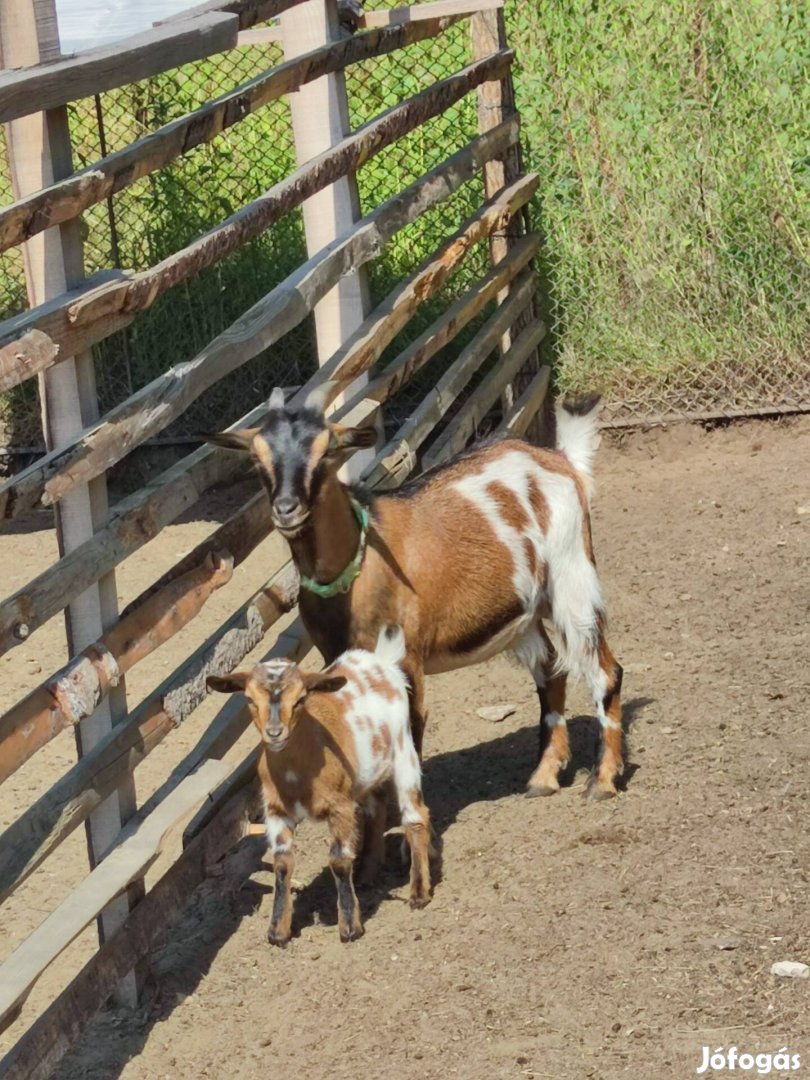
[424,615,529,675]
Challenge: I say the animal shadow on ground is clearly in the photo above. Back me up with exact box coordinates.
[50,696,651,1080]
[240,694,652,938]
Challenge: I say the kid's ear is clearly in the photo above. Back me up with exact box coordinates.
[304,673,348,695]
[206,672,252,694]
[205,427,260,453]
[327,424,378,453]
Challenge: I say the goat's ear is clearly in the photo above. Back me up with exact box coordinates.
[327,423,378,453]
[206,672,251,694]
[205,427,259,453]
[304,673,348,696]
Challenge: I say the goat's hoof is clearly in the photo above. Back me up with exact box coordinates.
[588,783,618,801]
[525,782,559,798]
[267,925,291,948]
[339,922,365,943]
[410,894,432,910]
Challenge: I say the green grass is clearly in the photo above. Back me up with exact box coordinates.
[2,3,808,447]
[509,0,809,400]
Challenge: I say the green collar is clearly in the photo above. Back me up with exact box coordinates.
[299,495,370,599]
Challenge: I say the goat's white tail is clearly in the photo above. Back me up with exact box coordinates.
[555,393,602,494]
[374,624,407,669]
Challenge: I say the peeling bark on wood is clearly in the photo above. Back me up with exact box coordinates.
[496,365,551,437]
[0,551,233,786]
[0,566,300,904]
[0,107,516,524]
[0,123,515,661]
[0,330,58,392]
[0,766,262,1080]
[0,51,511,366]
[334,231,540,426]
[0,14,239,124]
[0,16,463,258]
[422,317,547,468]
[0,759,229,1035]
[364,275,535,488]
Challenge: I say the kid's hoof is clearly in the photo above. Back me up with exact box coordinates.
[525,782,559,798]
[339,923,365,943]
[409,895,431,910]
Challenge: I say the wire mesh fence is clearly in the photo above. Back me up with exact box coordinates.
[2,0,807,458]
[509,0,810,425]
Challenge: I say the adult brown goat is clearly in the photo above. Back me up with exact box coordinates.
[209,387,624,799]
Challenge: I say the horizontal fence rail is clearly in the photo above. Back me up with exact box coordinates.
[0,0,549,1072]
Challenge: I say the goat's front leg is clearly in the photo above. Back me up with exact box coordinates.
[328,807,364,942]
[405,661,428,760]
[265,814,295,947]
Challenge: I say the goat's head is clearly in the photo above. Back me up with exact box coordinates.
[207,660,347,752]
[206,385,377,536]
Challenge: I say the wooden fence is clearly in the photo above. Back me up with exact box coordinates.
[0,0,548,1073]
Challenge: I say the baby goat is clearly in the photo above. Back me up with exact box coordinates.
[210,389,624,800]
[207,626,431,946]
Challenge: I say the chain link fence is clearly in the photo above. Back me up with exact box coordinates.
[2,1,808,456]
[509,0,810,425]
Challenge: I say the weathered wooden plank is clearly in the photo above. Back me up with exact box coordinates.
[362,0,502,27]
[0,14,239,124]
[0,49,511,368]
[422,316,547,468]
[119,491,269,616]
[0,330,58,392]
[363,274,535,488]
[0,16,465,259]
[236,26,283,45]
[1,0,141,1001]
[0,759,229,1034]
[0,551,233,787]
[0,119,518,529]
[156,0,305,30]
[496,364,550,436]
[0,569,301,904]
[334,230,540,425]
[0,767,263,1080]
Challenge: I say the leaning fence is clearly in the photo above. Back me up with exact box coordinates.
[0,0,548,1073]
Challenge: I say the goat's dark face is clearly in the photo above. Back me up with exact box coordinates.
[207,386,376,536]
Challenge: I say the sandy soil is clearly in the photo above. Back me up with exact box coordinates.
[1,417,809,1080]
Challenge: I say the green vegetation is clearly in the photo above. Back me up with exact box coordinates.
[1,2,807,447]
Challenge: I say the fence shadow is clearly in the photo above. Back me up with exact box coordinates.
[51,695,651,1079]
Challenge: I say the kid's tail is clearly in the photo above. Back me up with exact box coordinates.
[374,624,407,668]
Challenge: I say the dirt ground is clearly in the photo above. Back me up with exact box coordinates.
[1,416,809,1080]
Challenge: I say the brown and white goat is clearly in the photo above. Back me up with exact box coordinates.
[209,389,624,799]
[207,626,431,946]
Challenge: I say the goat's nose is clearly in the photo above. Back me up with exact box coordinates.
[274,496,300,517]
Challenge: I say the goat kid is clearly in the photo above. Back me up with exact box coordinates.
[207,626,431,946]
[209,388,624,799]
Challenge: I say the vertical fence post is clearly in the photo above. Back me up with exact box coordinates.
[471,8,543,438]
[280,0,380,477]
[0,0,141,1005]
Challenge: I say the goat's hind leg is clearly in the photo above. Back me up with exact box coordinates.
[524,624,570,798]
[356,791,387,886]
[586,634,624,800]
